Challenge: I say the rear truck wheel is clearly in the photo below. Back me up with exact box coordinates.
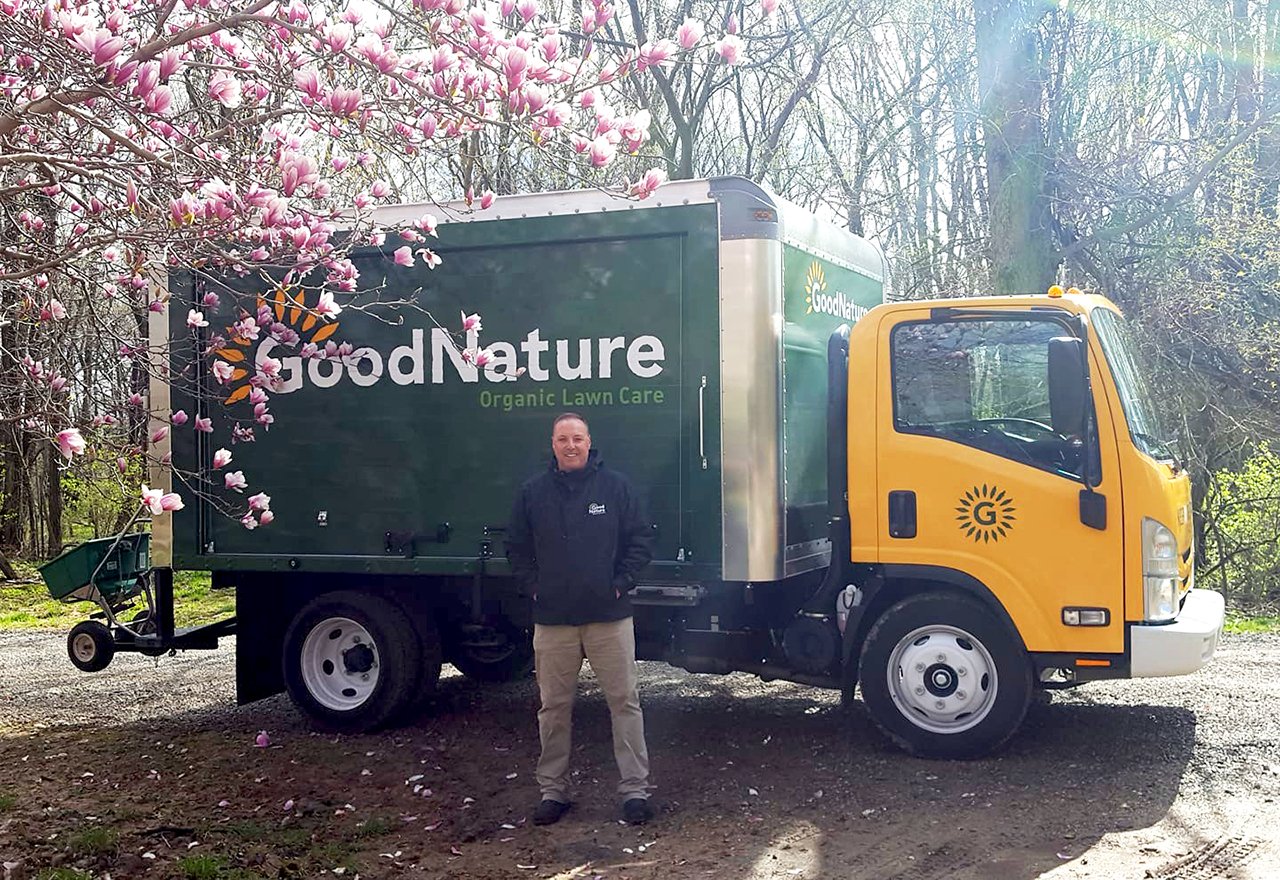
[67,620,115,673]
[858,592,1033,759]
[282,591,422,733]
[449,623,535,683]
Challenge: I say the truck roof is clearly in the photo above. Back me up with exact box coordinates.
[371,176,887,283]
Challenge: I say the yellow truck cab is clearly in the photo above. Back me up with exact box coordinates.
[842,288,1224,756]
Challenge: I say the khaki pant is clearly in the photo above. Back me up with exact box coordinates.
[534,617,650,803]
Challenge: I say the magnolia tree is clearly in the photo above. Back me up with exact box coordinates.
[0,0,755,544]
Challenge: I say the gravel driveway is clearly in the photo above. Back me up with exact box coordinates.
[1,629,1278,879]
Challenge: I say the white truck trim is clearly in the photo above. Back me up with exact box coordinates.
[1130,588,1225,677]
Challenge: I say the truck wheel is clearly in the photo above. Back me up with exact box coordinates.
[450,626,535,683]
[67,621,115,673]
[282,591,422,734]
[858,592,1032,759]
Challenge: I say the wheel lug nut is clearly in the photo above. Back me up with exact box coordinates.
[957,690,967,700]
[957,667,967,677]
[934,700,945,710]
[915,663,925,672]
[915,686,925,695]
[936,653,947,663]
[361,674,369,681]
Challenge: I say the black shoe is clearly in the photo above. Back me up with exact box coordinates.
[622,797,653,825]
[532,799,571,826]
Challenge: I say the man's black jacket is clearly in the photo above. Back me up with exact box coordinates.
[505,450,653,626]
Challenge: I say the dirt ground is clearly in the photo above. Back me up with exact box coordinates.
[1,630,1278,880]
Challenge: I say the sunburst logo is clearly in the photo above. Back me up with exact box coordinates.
[216,285,341,405]
[955,485,1017,543]
[803,261,826,314]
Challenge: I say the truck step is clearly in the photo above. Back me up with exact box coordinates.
[630,584,704,606]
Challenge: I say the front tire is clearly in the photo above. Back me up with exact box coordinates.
[859,592,1032,758]
[68,621,115,673]
[282,591,422,733]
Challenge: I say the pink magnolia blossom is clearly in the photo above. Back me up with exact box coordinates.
[172,410,189,426]
[212,448,233,468]
[462,312,483,332]
[638,40,676,70]
[150,426,169,443]
[259,510,276,526]
[56,428,86,459]
[629,168,667,199]
[212,360,235,384]
[479,190,496,210]
[588,135,616,167]
[225,471,248,492]
[254,731,271,748]
[393,246,414,267]
[314,291,342,318]
[42,299,67,320]
[194,417,214,433]
[248,492,272,511]
[715,35,744,65]
[72,28,126,68]
[241,513,258,530]
[208,72,243,108]
[762,0,780,16]
[677,17,705,49]
[187,309,208,328]
[141,485,185,515]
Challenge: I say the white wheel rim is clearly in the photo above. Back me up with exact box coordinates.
[300,616,380,712]
[887,624,998,734]
[72,632,98,663]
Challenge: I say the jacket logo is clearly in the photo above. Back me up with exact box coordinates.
[587,503,607,516]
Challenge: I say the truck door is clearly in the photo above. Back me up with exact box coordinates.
[874,309,1125,655]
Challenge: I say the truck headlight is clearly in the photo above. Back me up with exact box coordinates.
[1143,517,1179,622]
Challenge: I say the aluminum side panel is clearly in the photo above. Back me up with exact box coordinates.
[720,238,784,582]
[147,281,174,568]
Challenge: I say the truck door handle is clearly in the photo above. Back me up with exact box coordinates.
[888,491,917,539]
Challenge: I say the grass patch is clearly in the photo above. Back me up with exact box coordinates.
[0,792,16,811]
[353,816,394,840]
[0,565,232,632]
[179,854,229,880]
[1225,612,1280,634]
[36,870,91,880]
[65,825,118,857]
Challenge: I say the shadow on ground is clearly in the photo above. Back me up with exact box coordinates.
[0,662,1196,880]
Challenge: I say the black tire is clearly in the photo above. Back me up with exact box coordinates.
[403,612,444,714]
[67,620,115,673]
[449,625,535,683]
[282,591,422,734]
[858,592,1032,759]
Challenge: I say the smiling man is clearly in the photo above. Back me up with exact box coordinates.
[505,412,655,826]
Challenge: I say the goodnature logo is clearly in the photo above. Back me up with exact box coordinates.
[220,286,341,404]
[803,261,868,322]
[955,484,1017,543]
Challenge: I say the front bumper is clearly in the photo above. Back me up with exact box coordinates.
[1130,588,1225,678]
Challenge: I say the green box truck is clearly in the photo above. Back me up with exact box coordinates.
[55,176,1222,758]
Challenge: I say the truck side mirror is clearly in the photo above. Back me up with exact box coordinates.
[1048,337,1087,436]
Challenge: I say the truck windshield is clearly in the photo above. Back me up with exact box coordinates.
[1090,308,1175,461]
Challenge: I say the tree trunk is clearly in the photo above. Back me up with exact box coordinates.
[973,0,1056,294]
[45,444,62,558]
